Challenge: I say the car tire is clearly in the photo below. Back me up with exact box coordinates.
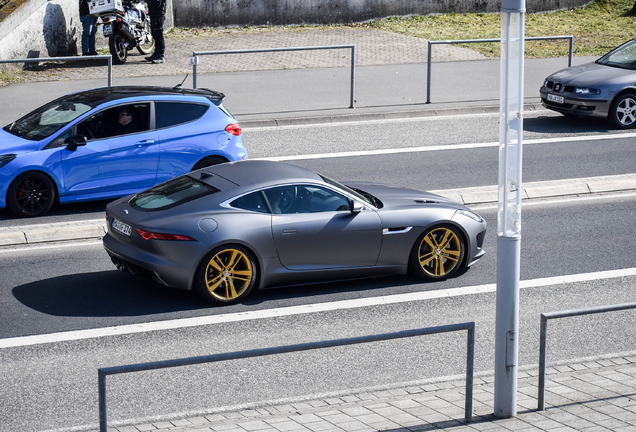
[409,225,465,281]
[608,92,636,129]
[192,155,228,171]
[195,245,258,305]
[7,171,57,217]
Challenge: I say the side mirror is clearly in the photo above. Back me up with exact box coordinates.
[350,200,363,214]
[65,134,88,151]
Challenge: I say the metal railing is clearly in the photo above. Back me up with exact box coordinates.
[426,35,573,103]
[0,55,113,86]
[191,45,356,108]
[538,302,636,410]
[98,322,475,431]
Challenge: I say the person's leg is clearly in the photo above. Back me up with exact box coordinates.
[88,15,98,54]
[148,13,165,61]
[80,15,91,55]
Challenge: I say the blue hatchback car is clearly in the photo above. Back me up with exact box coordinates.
[0,86,247,217]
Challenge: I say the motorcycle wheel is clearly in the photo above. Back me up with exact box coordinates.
[109,34,128,65]
[137,19,155,54]
[137,38,155,55]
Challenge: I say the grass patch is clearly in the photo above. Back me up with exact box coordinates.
[357,0,635,57]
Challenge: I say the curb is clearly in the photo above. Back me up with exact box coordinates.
[240,103,545,128]
[1,173,635,248]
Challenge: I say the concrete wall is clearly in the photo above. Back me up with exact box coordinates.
[0,0,173,63]
[173,0,592,28]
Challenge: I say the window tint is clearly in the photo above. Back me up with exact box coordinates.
[130,176,218,211]
[263,185,350,214]
[155,102,209,129]
[231,191,270,213]
[76,103,150,140]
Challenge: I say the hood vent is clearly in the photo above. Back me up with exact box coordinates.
[414,199,437,204]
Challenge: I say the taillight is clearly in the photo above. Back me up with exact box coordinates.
[225,123,241,136]
[136,229,196,241]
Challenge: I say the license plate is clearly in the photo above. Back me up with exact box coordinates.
[112,218,132,236]
[547,93,564,104]
[103,23,113,37]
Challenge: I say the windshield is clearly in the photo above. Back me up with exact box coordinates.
[319,174,383,208]
[2,94,97,141]
[596,39,636,70]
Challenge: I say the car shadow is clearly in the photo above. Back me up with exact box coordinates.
[0,199,111,222]
[12,270,206,317]
[524,112,615,133]
[12,267,469,317]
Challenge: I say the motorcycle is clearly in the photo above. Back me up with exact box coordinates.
[91,0,155,64]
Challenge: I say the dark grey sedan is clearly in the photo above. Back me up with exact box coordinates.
[540,38,636,128]
[103,160,487,305]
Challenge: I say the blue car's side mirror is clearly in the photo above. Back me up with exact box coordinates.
[65,134,88,151]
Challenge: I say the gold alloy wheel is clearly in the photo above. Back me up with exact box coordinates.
[417,227,463,278]
[204,248,253,301]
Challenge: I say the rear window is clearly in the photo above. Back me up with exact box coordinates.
[155,102,209,129]
[130,176,218,211]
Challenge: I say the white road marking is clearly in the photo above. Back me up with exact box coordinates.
[0,240,103,254]
[256,132,636,161]
[2,267,636,349]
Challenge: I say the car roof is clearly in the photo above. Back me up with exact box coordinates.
[203,160,323,190]
[64,86,225,106]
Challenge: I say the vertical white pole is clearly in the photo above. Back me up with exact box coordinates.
[494,0,525,419]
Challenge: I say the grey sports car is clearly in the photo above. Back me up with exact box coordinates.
[540,38,636,128]
[103,160,487,305]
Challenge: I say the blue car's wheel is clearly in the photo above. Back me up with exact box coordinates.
[7,172,56,217]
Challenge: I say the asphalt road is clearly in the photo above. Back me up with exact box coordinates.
[1,110,636,431]
[1,110,635,226]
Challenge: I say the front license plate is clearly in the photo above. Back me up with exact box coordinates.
[103,23,113,37]
[112,218,132,236]
[547,93,564,104]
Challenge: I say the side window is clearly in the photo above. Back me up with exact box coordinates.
[231,191,270,213]
[263,185,350,214]
[76,103,150,140]
[155,102,209,129]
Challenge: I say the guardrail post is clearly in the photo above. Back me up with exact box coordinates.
[568,36,573,67]
[350,45,356,108]
[426,41,433,104]
[465,323,475,422]
[107,56,112,87]
[538,313,548,410]
[98,369,108,432]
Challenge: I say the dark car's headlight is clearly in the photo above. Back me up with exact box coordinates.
[457,210,484,223]
[0,154,17,168]
[575,87,601,95]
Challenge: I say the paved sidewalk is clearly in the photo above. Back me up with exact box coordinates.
[100,352,636,432]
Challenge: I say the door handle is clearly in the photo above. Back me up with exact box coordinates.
[135,139,155,147]
[282,229,298,235]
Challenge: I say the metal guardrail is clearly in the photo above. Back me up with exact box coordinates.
[426,36,574,103]
[538,302,636,410]
[0,55,113,87]
[191,45,356,108]
[98,322,475,431]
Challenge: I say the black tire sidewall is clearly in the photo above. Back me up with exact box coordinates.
[109,34,127,64]
[192,156,228,171]
[7,172,57,217]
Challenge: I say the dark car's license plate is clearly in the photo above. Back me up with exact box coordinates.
[547,93,564,104]
[112,218,132,236]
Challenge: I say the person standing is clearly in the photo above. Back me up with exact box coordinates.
[145,0,166,63]
[79,0,98,56]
